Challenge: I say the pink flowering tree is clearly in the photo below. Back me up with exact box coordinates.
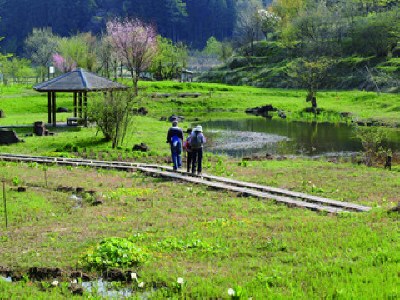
[106,18,158,95]
[52,53,77,73]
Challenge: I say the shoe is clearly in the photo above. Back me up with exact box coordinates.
[197,172,202,176]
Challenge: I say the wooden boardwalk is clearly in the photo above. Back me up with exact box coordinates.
[0,153,372,214]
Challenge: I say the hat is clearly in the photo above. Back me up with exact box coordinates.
[194,125,203,132]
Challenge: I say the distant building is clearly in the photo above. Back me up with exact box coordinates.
[181,69,194,82]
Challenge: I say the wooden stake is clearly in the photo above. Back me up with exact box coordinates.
[2,180,7,228]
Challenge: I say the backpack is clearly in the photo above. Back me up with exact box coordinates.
[171,135,181,150]
[190,132,203,149]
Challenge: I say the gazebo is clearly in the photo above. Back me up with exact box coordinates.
[33,68,128,127]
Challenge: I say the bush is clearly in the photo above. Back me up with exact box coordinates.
[80,237,151,270]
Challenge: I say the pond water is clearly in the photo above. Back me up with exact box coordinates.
[198,118,400,157]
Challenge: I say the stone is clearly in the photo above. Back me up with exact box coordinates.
[33,121,47,136]
[245,104,276,118]
[17,186,27,192]
[56,107,69,113]
[0,129,23,145]
[132,107,148,115]
[168,115,184,122]
[132,143,149,152]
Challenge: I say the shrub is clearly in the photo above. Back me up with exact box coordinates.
[80,237,150,270]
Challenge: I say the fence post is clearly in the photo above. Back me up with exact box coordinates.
[2,180,7,228]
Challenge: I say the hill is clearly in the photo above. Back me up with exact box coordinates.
[198,41,400,92]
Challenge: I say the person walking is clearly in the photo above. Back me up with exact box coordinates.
[166,119,184,171]
[183,128,193,173]
[190,125,206,176]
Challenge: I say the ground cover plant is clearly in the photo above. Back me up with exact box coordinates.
[0,82,399,298]
[0,161,399,299]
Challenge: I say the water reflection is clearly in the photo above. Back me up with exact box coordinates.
[199,118,399,157]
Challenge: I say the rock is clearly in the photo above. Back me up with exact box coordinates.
[278,110,286,119]
[70,271,91,281]
[28,267,62,281]
[245,104,276,118]
[102,269,130,282]
[151,93,171,98]
[132,143,149,152]
[92,199,104,206]
[69,284,84,295]
[17,186,26,192]
[132,107,148,115]
[340,112,352,118]
[388,202,400,213]
[0,129,23,145]
[177,92,201,98]
[168,115,184,122]
[56,107,69,113]
[33,121,47,136]
[137,107,148,115]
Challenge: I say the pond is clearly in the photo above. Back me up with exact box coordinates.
[198,118,400,158]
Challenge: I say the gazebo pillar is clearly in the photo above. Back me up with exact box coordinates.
[73,92,77,117]
[47,92,52,124]
[83,92,88,126]
[52,92,57,127]
[78,92,83,118]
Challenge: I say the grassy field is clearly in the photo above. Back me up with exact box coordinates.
[0,82,399,299]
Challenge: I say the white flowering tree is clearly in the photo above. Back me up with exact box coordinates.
[258,9,281,39]
[106,18,158,95]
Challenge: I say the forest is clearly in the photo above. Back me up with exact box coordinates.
[0,0,399,92]
[0,0,272,54]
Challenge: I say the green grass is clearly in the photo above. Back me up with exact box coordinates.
[0,161,399,299]
[1,82,399,129]
[0,82,399,298]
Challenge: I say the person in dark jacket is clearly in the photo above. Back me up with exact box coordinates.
[166,119,184,171]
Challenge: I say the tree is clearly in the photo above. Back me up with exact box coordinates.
[52,53,76,73]
[350,10,400,57]
[0,36,14,84]
[89,89,136,149]
[287,57,334,110]
[151,36,188,80]
[233,0,264,56]
[97,35,119,80]
[24,27,59,80]
[55,33,99,72]
[1,57,34,84]
[106,18,158,95]
[258,9,281,39]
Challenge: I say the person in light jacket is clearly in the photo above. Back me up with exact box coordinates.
[190,125,206,175]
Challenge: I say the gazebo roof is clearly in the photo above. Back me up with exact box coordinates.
[33,68,128,92]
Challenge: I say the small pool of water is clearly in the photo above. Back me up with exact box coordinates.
[198,118,400,157]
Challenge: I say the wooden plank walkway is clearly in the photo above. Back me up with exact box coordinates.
[0,153,372,213]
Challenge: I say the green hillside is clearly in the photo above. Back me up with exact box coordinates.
[199,41,400,92]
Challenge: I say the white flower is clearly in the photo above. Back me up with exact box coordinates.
[51,280,59,287]
[228,288,235,296]
[138,281,145,288]
[131,272,138,280]
[177,277,184,285]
